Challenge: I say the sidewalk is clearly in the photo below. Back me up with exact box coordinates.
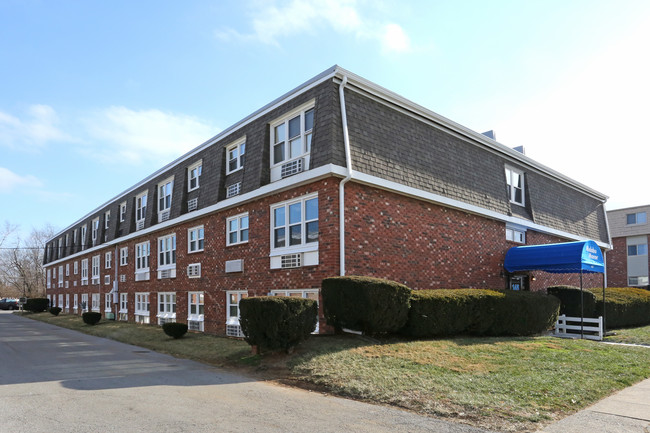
[537,376,650,432]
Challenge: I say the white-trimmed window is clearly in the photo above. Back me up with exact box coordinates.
[73,228,78,246]
[91,218,99,245]
[91,293,100,312]
[505,166,525,206]
[46,269,51,289]
[135,241,150,280]
[65,263,70,277]
[81,225,87,249]
[91,255,100,284]
[47,294,51,306]
[58,294,63,308]
[157,292,176,325]
[105,293,112,312]
[629,276,650,286]
[271,289,319,333]
[73,294,78,310]
[272,195,318,250]
[158,234,176,268]
[627,212,647,225]
[187,292,204,332]
[505,224,526,244]
[74,261,79,275]
[105,211,111,230]
[225,290,248,337]
[135,191,147,230]
[105,251,112,269]
[120,247,128,266]
[81,259,89,285]
[119,293,128,320]
[188,226,204,253]
[135,293,150,324]
[226,139,246,174]
[53,267,56,280]
[81,293,88,312]
[188,160,202,191]
[65,294,70,310]
[226,213,249,246]
[65,233,69,249]
[120,201,127,222]
[58,266,63,287]
[158,177,174,222]
[270,104,314,182]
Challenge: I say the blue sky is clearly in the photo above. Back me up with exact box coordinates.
[2,0,649,242]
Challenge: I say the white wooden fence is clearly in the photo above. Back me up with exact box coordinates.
[554,315,603,341]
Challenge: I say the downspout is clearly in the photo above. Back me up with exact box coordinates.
[339,75,353,276]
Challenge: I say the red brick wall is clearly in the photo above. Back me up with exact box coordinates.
[605,236,628,287]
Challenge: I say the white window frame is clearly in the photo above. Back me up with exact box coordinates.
[81,293,88,312]
[157,292,177,324]
[105,210,110,230]
[73,294,78,310]
[58,294,63,308]
[74,261,78,275]
[188,160,202,192]
[91,255,100,283]
[270,103,314,181]
[135,241,150,272]
[81,259,89,285]
[270,194,318,254]
[226,138,246,174]
[226,290,248,326]
[91,217,100,245]
[105,251,112,269]
[119,292,128,316]
[227,213,249,246]
[91,293,100,312]
[120,247,128,266]
[158,176,174,217]
[104,293,112,313]
[81,225,87,249]
[158,234,176,269]
[65,263,70,276]
[46,269,51,289]
[187,292,205,329]
[120,201,127,222]
[628,276,649,286]
[135,191,148,228]
[58,266,63,287]
[270,289,319,333]
[188,226,205,253]
[135,292,150,324]
[73,228,78,246]
[505,166,525,206]
[65,294,70,310]
[505,224,526,244]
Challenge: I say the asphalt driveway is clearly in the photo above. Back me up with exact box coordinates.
[0,311,493,433]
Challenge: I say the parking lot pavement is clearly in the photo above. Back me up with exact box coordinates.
[0,312,494,433]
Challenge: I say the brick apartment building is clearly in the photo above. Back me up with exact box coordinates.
[606,205,649,287]
[43,66,611,336]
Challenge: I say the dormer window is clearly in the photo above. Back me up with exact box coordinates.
[505,166,525,206]
[158,177,174,223]
[188,160,202,191]
[270,103,314,182]
[135,191,147,230]
[226,139,246,174]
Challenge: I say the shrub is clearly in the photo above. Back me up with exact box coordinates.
[239,296,317,353]
[547,285,596,317]
[322,276,411,334]
[402,289,560,337]
[588,287,650,329]
[49,307,62,316]
[24,298,49,313]
[162,322,188,339]
[82,312,102,325]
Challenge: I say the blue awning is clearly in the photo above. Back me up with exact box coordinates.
[504,240,604,274]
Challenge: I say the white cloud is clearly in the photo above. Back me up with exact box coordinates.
[81,107,218,165]
[494,15,650,210]
[0,104,69,151]
[217,0,411,54]
[0,167,42,193]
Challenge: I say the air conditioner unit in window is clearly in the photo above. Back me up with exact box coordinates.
[136,220,145,231]
[281,253,302,269]
[188,320,203,332]
[226,324,245,338]
[187,263,201,278]
[187,198,198,212]
[91,277,100,285]
[135,271,149,282]
[159,210,170,223]
[159,269,171,279]
[104,275,110,285]
[281,158,304,178]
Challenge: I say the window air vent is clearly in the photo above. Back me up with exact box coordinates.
[135,271,149,282]
[281,158,303,178]
[281,253,302,268]
[136,220,145,231]
[120,274,126,283]
[104,275,110,285]
[225,259,243,273]
[188,320,203,332]
[226,324,245,338]
[73,281,78,287]
[65,281,69,289]
[159,210,170,223]
[159,269,172,279]
[188,198,198,212]
[187,263,201,278]
[226,182,241,198]
[91,277,100,285]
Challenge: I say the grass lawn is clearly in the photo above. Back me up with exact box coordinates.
[605,324,650,346]
[21,312,650,432]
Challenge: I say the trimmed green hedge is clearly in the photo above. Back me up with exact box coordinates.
[322,276,411,334]
[49,307,62,316]
[402,289,560,337]
[588,287,650,328]
[239,296,317,352]
[162,322,188,339]
[82,312,102,325]
[24,298,49,313]
[547,285,597,317]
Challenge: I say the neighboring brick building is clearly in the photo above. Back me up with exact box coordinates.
[606,205,650,288]
[43,66,611,336]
